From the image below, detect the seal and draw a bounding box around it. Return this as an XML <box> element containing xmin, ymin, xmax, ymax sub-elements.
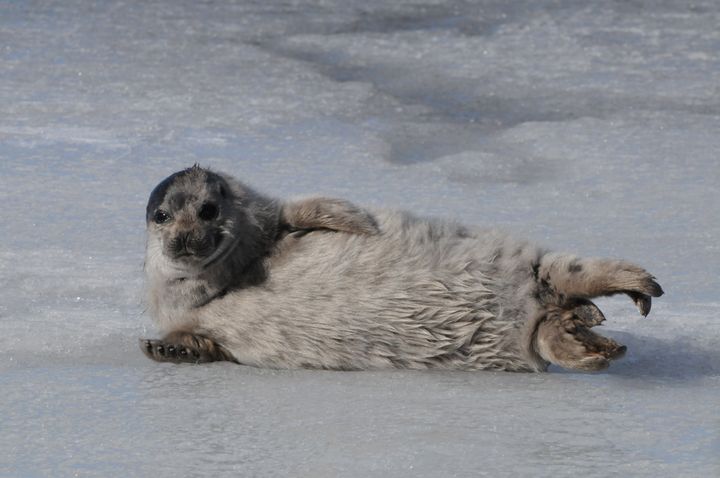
<box><xmin>140</xmin><ymin>165</ymin><xmax>663</xmax><ymax>372</ymax></box>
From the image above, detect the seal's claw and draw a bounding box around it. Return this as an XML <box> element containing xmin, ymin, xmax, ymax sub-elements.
<box><xmin>628</xmin><ymin>292</ymin><xmax>652</xmax><ymax>317</ymax></box>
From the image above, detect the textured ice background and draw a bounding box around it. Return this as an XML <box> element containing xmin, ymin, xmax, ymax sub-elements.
<box><xmin>1</xmin><ymin>1</ymin><xmax>719</xmax><ymax>476</ymax></box>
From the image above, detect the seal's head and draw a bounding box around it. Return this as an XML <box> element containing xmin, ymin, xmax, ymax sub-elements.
<box><xmin>145</xmin><ymin>165</ymin><xmax>277</xmax><ymax>276</ymax></box>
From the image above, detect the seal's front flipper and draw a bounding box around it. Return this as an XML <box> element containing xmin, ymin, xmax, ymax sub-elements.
<box><xmin>281</xmin><ymin>197</ymin><xmax>379</xmax><ymax>236</ymax></box>
<box><xmin>140</xmin><ymin>331</ymin><xmax>234</xmax><ymax>364</ymax></box>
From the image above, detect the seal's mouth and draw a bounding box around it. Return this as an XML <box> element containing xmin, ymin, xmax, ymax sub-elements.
<box><xmin>167</xmin><ymin>229</ymin><xmax>222</xmax><ymax>262</ymax></box>
<box><xmin>170</xmin><ymin>248</ymin><xmax>208</xmax><ymax>263</ymax></box>
<box><xmin>161</xmin><ymin>228</ymin><xmax>240</xmax><ymax>273</ymax></box>
<box><xmin>199</xmin><ymin>233</ymin><xmax>239</xmax><ymax>270</ymax></box>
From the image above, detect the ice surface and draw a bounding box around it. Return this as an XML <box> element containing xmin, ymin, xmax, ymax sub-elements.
<box><xmin>1</xmin><ymin>1</ymin><xmax>719</xmax><ymax>476</ymax></box>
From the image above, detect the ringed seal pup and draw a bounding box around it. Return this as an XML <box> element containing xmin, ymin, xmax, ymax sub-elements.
<box><xmin>141</xmin><ymin>165</ymin><xmax>663</xmax><ymax>372</ymax></box>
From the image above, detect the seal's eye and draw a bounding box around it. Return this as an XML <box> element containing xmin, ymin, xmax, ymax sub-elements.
<box><xmin>153</xmin><ymin>210</ymin><xmax>170</xmax><ymax>224</ymax></box>
<box><xmin>199</xmin><ymin>203</ymin><xmax>219</xmax><ymax>221</ymax></box>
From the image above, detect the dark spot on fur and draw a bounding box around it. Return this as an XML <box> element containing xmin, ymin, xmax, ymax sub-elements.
<box><xmin>456</xmin><ymin>226</ymin><xmax>471</xmax><ymax>238</ymax></box>
<box><xmin>168</xmin><ymin>192</ymin><xmax>190</xmax><ymax>212</ymax></box>
<box><xmin>568</xmin><ymin>262</ymin><xmax>583</xmax><ymax>273</ymax></box>
<box><xmin>536</xmin><ymin>276</ymin><xmax>559</xmax><ymax>306</ymax></box>
<box><xmin>531</xmin><ymin>262</ymin><xmax>540</xmax><ymax>279</ymax></box>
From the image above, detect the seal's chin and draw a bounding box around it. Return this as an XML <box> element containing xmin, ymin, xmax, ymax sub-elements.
<box><xmin>163</xmin><ymin>254</ymin><xmax>205</xmax><ymax>276</ymax></box>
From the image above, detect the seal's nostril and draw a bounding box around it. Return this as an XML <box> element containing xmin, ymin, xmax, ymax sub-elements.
<box><xmin>169</xmin><ymin>232</ymin><xmax>197</xmax><ymax>258</ymax></box>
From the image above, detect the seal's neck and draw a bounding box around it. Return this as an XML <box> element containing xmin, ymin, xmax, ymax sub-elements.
<box><xmin>144</xmin><ymin>199</ymin><xmax>282</xmax><ymax>331</ymax></box>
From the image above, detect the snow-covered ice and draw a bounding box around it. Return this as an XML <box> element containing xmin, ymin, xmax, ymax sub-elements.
<box><xmin>1</xmin><ymin>1</ymin><xmax>719</xmax><ymax>476</ymax></box>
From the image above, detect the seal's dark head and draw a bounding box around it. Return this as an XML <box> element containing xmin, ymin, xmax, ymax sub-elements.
<box><xmin>145</xmin><ymin>165</ymin><xmax>277</xmax><ymax>272</ymax></box>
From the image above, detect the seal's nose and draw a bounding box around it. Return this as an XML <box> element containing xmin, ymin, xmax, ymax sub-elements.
<box><xmin>170</xmin><ymin>232</ymin><xmax>194</xmax><ymax>258</ymax></box>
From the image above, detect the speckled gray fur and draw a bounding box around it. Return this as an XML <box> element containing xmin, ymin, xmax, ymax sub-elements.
<box><xmin>142</xmin><ymin>166</ymin><xmax>663</xmax><ymax>372</ymax></box>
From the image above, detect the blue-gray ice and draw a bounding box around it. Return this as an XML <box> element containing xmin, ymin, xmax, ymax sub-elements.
<box><xmin>1</xmin><ymin>1</ymin><xmax>719</xmax><ymax>476</ymax></box>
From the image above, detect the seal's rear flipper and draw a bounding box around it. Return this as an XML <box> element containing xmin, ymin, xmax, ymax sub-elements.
<box><xmin>535</xmin><ymin>307</ymin><xmax>626</xmax><ymax>372</ymax></box>
<box><xmin>537</xmin><ymin>254</ymin><xmax>663</xmax><ymax>317</ymax></box>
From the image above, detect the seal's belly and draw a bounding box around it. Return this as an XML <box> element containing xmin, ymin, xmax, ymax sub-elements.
<box><xmin>200</xmin><ymin>212</ymin><xmax>541</xmax><ymax>371</ymax></box>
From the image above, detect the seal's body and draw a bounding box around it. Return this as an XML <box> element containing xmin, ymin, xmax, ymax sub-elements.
<box><xmin>141</xmin><ymin>166</ymin><xmax>663</xmax><ymax>372</ymax></box>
